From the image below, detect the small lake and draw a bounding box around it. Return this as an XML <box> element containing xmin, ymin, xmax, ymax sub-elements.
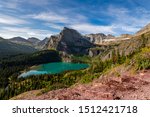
<box><xmin>19</xmin><ymin>62</ymin><xmax>89</xmax><ymax>78</ymax></box>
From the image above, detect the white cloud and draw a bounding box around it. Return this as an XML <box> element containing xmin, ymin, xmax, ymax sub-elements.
<box><xmin>0</xmin><ymin>0</ymin><xmax>20</xmax><ymax>9</ymax></box>
<box><xmin>29</xmin><ymin>11</ymin><xmax>88</xmax><ymax>25</ymax></box>
<box><xmin>107</xmin><ymin>5</ymin><xmax>150</xmax><ymax>34</ymax></box>
<box><xmin>0</xmin><ymin>14</ymin><xmax>27</xmax><ymax>25</ymax></box>
<box><xmin>31</xmin><ymin>12</ymin><xmax>69</xmax><ymax>24</ymax></box>
<box><xmin>70</xmin><ymin>23</ymin><xmax>115</xmax><ymax>34</ymax></box>
<box><xmin>114</xmin><ymin>24</ymin><xmax>140</xmax><ymax>32</ymax></box>
<box><xmin>30</xmin><ymin>6</ymin><xmax>150</xmax><ymax>36</ymax></box>
<box><xmin>68</xmin><ymin>6</ymin><xmax>150</xmax><ymax>35</ymax></box>
<box><xmin>45</xmin><ymin>23</ymin><xmax>64</xmax><ymax>30</ymax></box>
<box><xmin>0</xmin><ymin>26</ymin><xmax>56</xmax><ymax>39</ymax></box>
<box><xmin>1</xmin><ymin>1</ymin><xmax>150</xmax><ymax>39</ymax></box>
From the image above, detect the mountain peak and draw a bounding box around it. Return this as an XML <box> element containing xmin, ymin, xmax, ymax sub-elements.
<box><xmin>63</xmin><ymin>27</ymin><xmax>70</xmax><ymax>30</ymax></box>
<box><xmin>44</xmin><ymin>27</ymin><xmax>94</xmax><ymax>55</ymax></box>
<box><xmin>10</xmin><ymin>36</ymin><xmax>26</xmax><ymax>40</ymax></box>
<box><xmin>62</xmin><ymin>27</ymin><xmax>79</xmax><ymax>33</ymax></box>
<box><xmin>9</xmin><ymin>37</ymin><xmax>31</xmax><ymax>45</ymax></box>
<box><xmin>60</xmin><ymin>27</ymin><xmax>82</xmax><ymax>41</ymax></box>
<box><xmin>28</xmin><ymin>37</ymin><xmax>40</xmax><ymax>43</ymax></box>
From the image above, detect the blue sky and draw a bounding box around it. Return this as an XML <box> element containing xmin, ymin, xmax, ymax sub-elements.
<box><xmin>0</xmin><ymin>0</ymin><xmax>150</xmax><ymax>39</ymax></box>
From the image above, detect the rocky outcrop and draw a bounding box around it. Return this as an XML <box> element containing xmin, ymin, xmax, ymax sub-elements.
<box><xmin>36</xmin><ymin>37</ymin><xmax>49</xmax><ymax>49</ymax></box>
<box><xmin>60</xmin><ymin>51</ymin><xmax>72</xmax><ymax>62</ymax></box>
<box><xmin>85</xmin><ymin>33</ymin><xmax>116</xmax><ymax>45</ymax></box>
<box><xmin>44</xmin><ymin>35</ymin><xmax>60</xmax><ymax>49</ymax></box>
<box><xmin>89</xmin><ymin>45</ymin><xmax>111</xmax><ymax>57</ymax></box>
<box><xmin>85</xmin><ymin>33</ymin><xmax>107</xmax><ymax>44</ymax></box>
<box><xmin>44</xmin><ymin>27</ymin><xmax>94</xmax><ymax>55</ymax></box>
<box><xmin>89</xmin><ymin>30</ymin><xmax>150</xmax><ymax>59</ymax></box>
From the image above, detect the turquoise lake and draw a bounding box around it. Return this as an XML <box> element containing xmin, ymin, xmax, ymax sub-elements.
<box><xmin>19</xmin><ymin>62</ymin><xmax>89</xmax><ymax>78</ymax></box>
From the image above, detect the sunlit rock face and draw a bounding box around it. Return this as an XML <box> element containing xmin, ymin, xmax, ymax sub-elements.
<box><xmin>85</xmin><ymin>33</ymin><xmax>115</xmax><ymax>44</ymax></box>
<box><xmin>85</xmin><ymin>33</ymin><xmax>107</xmax><ymax>44</ymax></box>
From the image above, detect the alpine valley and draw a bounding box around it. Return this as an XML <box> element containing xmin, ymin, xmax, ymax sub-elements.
<box><xmin>0</xmin><ymin>23</ymin><xmax>150</xmax><ymax>100</ymax></box>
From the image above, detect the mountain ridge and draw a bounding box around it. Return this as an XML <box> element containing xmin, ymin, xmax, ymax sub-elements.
<box><xmin>0</xmin><ymin>37</ymin><xmax>37</xmax><ymax>59</ymax></box>
<box><xmin>0</xmin><ymin>23</ymin><xmax>150</xmax><ymax>58</ymax></box>
<box><xmin>28</xmin><ymin>37</ymin><xmax>40</xmax><ymax>44</ymax></box>
<box><xmin>136</xmin><ymin>23</ymin><xmax>150</xmax><ymax>36</ymax></box>
<box><xmin>9</xmin><ymin>37</ymin><xmax>32</xmax><ymax>45</ymax></box>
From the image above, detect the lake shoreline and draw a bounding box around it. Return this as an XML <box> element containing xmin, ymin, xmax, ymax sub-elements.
<box><xmin>19</xmin><ymin>62</ymin><xmax>89</xmax><ymax>78</ymax></box>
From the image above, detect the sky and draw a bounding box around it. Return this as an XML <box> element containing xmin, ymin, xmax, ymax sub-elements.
<box><xmin>0</xmin><ymin>0</ymin><xmax>150</xmax><ymax>40</ymax></box>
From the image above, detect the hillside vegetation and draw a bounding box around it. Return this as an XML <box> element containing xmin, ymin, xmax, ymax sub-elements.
<box><xmin>11</xmin><ymin>46</ymin><xmax>150</xmax><ymax>100</ymax></box>
<box><xmin>0</xmin><ymin>50</ymin><xmax>61</xmax><ymax>99</ymax></box>
<box><xmin>0</xmin><ymin>30</ymin><xmax>150</xmax><ymax>100</ymax></box>
<box><xmin>0</xmin><ymin>37</ymin><xmax>37</xmax><ymax>59</ymax></box>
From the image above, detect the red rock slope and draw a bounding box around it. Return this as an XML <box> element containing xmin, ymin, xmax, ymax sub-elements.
<box><xmin>12</xmin><ymin>70</ymin><xmax>150</xmax><ymax>100</ymax></box>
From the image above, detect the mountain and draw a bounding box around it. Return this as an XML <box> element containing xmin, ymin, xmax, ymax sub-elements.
<box><xmin>44</xmin><ymin>27</ymin><xmax>94</xmax><ymax>55</ymax></box>
<box><xmin>136</xmin><ymin>23</ymin><xmax>150</xmax><ymax>36</ymax></box>
<box><xmin>0</xmin><ymin>37</ymin><xmax>4</xmax><ymax>41</ymax></box>
<box><xmin>0</xmin><ymin>37</ymin><xmax>37</xmax><ymax>59</ymax></box>
<box><xmin>1</xmin><ymin>23</ymin><xmax>150</xmax><ymax>100</ymax></box>
<box><xmin>106</xmin><ymin>34</ymin><xmax>115</xmax><ymax>39</ymax></box>
<box><xmin>9</xmin><ymin>37</ymin><xmax>32</xmax><ymax>46</ymax></box>
<box><xmin>85</xmin><ymin>33</ymin><xmax>107</xmax><ymax>44</ymax></box>
<box><xmin>28</xmin><ymin>37</ymin><xmax>40</xmax><ymax>44</ymax></box>
<box><xmin>36</xmin><ymin>37</ymin><xmax>49</xmax><ymax>49</ymax></box>
<box><xmin>85</xmin><ymin>33</ymin><xmax>116</xmax><ymax>45</ymax></box>
<box><xmin>10</xmin><ymin>31</ymin><xmax>150</xmax><ymax>100</ymax></box>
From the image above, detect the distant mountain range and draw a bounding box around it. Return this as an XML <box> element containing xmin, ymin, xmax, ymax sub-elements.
<box><xmin>28</xmin><ymin>37</ymin><xmax>40</xmax><ymax>44</ymax></box>
<box><xmin>9</xmin><ymin>37</ymin><xmax>32</xmax><ymax>45</ymax></box>
<box><xmin>0</xmin><ymin>37</ymin><xmax>37</xmax><ymax>59</ymax></box>
<box><xmin>0</xmin><ymin>23</ymin><xmax>150</xmax><ymax>58</ymax></box>
<box><xmin>9</xmin><ymin>37</ymin><xmax>40</xmax><ymax>46</ymax></box>
<box><xmin>36</xmin><ymin>37</ymin><xmax>49</xmax><ymax>49</ymax></box>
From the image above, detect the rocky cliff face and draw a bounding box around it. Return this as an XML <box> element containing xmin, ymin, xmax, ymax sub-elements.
<box><xmin>36</xmin><ymin>37</ymin><xmax>49</xmax><ymax>49</ymax></box>
<box><xmin>85</xmin><ymin>33</ymin><xmax>107</xmax><ymax>44</ymax></box>
<box><xmin>85</xmin><ymin>33</ymin><xmax>115</xmax><ymax>44</ymax></box>
<box><xmin>44</xmin><ymin>27</ymin><xmax>94</xmax><ymax>55</ymax></box>
<box><xmin>89</xmin><ymin>30</ymin><xmax>150</xmax><ymax>59</ymax></box>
